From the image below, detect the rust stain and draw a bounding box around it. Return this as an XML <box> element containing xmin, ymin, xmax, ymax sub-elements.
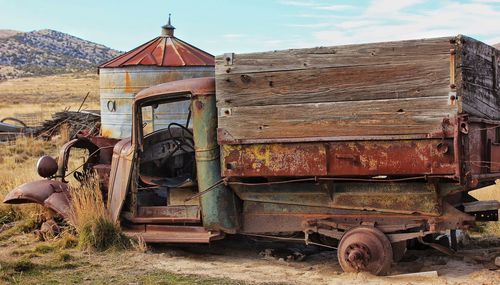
<box><xmin>124</xmin><ymin>71</ymin><xmax>133</xmax><ymax>93</ymax></box>
<box><xmin>222</xmin><ymin>143</ymin><xmax>327</xmax><ymax>177</ymax></box>
<box><xmin>101</xmin><ymin>127</ymin><xmax>115</xmax><ymax>139</ymax></box>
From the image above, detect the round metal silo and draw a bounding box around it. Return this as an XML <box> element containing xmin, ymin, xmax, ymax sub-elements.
<box><xmin>98</xmin><ymin>17</ymin><xmax>214</xmax><ymax>139</ymax></box>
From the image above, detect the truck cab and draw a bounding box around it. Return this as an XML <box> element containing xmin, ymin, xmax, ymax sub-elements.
<box><xmin>105</xmin><ymin>77</ymin><xmax>239</xmax><ymax>242</ymax></box>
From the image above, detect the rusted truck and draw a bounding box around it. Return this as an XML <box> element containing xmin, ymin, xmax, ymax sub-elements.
<box><xmin>4</xmin><ymin>35</ymin><xmax>500</xmax><ymax>275</ymax></box>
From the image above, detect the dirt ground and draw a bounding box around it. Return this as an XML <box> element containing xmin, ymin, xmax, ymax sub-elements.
<box><xmin>1</xmin><ymin>231</ymin><xmax>499</xmax><ymax>285</ymax></box>
<box><xmin>131</xmin><ymin>237</ymin><xmax>500</xmax><ymax>285</ymax></box>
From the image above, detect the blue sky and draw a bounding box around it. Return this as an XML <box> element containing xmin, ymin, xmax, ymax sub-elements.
<box><xmin>0</xmin><ymin>0</ymin><xmax>499</xmax><ymax>55</ymax></box>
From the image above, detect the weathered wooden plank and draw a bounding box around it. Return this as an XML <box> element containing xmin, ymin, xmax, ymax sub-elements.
<box><xmin>216</xmin><ymin>59</ymin><xmax>450</xmax><ymax>107</ymax></box>
<box><xmin>456</xmin><ymin>35</ymin><xmax>500</xmax><ymax>119</ymax></box>
<box><xmin>459</xmin><ymin>83</ymin><xmax>500</xmax><ymax>120</ymax></box>
<box><xmin>215</xmin><ymin>35</ymin><xmax>498</xmax><ymax>144</ymax></box>
<box><xmin>463</xmin><ymin>200</ymin><xmax>500</xmax><ymax>212</ymax></box>
<box><xmin>218</xmin><ymin>96</ymin><xmax>457</xmax><ymax>142</ymax></box>
<box><xmin>216</xmin><ymin>37</ymin><xmax>453</xmax><ymax>75</ymax></box>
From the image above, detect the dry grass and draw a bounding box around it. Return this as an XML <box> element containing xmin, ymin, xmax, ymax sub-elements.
<box><xmin>469</xmin><ymin>180</ymin><xmax>500</xmax><ymax>236</ymax></box>
<box><xmin>68</xmin><ymin>176</ymin><xmax>126</xmax><ymax>251</ymax></box>
<box><xmin>0</xmin><ymin>73</ymin><xmax>99</xmax><ymax>103</ymax></box>
<box><xmin>0</xmin><ymin>73</ymin><xmax>99</xmax><ymax>125</ymax></box>
<box><xmin>0</xmin><ymin>137</ymin><xmax>59</xmax><ymax>228</ymax></box>
<box><xmin>0</xmin><ymin>136</ymin><xmax>127</xmax><ymax>251</ymax></box>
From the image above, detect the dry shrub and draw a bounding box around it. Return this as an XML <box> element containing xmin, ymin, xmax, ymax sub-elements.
<box><xmin>130</xmin><ymin>235</ymin><xmax>149</xmax><ymax>253</ymax></box>
<box><xmin>469</xmin><ymin>179</ymin><xmax>500</xmax><ymax>236</ymax></box>
<box><xmin>68</xmin><ymin>176</ymin><xmax>127</xmax><ymax>251</ymax></box>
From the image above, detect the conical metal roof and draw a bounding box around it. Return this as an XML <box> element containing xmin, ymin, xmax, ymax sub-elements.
<box><xmin>100</xmin><ymin>16</ymin><xmax>214</xmax><ymax>68</ymax></box>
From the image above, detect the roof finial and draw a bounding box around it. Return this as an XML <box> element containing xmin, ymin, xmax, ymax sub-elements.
<box><xmin>161</xmin><ymin>13</ymin><xmax>175</xmax><ymax>37</ymax></box>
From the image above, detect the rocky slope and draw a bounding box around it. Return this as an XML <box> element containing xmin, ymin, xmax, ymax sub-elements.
<box><xmin>0</xmin><ymin>29</ymin><xmax>121</xmax><ymax>80</ymax></box>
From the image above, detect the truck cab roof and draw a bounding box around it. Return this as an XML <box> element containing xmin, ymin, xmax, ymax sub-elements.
<box><xmin>135</xmin><ymin>77</ymin><xmax>215</xmax><ymax>105</ymax></box>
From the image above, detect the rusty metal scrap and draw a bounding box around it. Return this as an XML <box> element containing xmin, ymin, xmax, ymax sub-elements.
<box><xmin>0</xmin><ymin>117</ymin><xmax>36</xmax><ymax>141</ymax></box>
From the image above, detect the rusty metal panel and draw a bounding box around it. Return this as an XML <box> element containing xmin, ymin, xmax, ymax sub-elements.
<box><xmin>240</xmin><ymin>200</ymin><xmax>473</xmax><ymax>235</ymax></box>
<box><xmin>107</xmin><ymin>138</ymin><xmax>134</xmax><ymax>222</ymax></box>
<box><xmin>221</xmin><ymin>139</ymin><xmax>455</xmax><ymax>177</ymax></box>
<box><xmin>328</xmin><ymin>139</ymin><xmax>456</xmax><ymax>176</ymax></box>
<box><xmin>3</xmin><ymin>180</ymin><xmax>71</xmax><ymax>219</ymax></box>
<box><xmin>221</xmin><ymin>143</ymin><xmax>328</xmax><ymax>177</ymax></box>
<box><xmin>230</xmin><ymin>181</ymin><xmax>440</xmax><ymax>216</ymax></box>
<box><xmin>100</xmin><ymin>36</ymin><xmax>214</xmax><ymax>68</ymax></box>
<box><xmin>240</xmin><ymin>201</ymin><xmax>429</xmax><ymax>234</ymax></box>
<box><xmin>331</xmin><ymin>182</ymin><xmax>440</xmax><ymax>215</ymax></box>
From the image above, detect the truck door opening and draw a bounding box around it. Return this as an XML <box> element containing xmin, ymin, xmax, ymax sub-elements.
<box><xmin>136</xmin><ymin>98</ymin><xmax>199</xmax><ymax>208</ymax></box>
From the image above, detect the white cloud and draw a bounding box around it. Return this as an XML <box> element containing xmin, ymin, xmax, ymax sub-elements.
<box><xmin>280</xmin><ymin>0</ymin><xmax>354</xmax><ymax>11</ymax></box>
<box><xmin>315</xmin><ymin>5</ymin><xmax>354</xmax><ymax>11</ymax></box>
<box><xmin>364</xmin><ymin>0</ymin><xmax>426</xmax><ymax>16</ymax></box>
<box><xmin>286</xmin><ymin>22</ymin><xmax>334</xmax><ymax>28</ymax></box>
<box><xmin>283</xmin><ymin>0</ymin><xmax>500</xmax><ymax>47</ymax></box>
<box><xmin>472</xmin><ymin>0</ymin><xmax>500</xmax><ymax>3</ymax></box>
<box><xmin>278</xmin><ymin>0</ymin><xmax>318</xmax><ymax>7</ymax></box>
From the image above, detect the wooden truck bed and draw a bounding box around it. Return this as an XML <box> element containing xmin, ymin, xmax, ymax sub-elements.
<box><xmin>215</xmin><ymin>35</ymin><xmax>500</xmax><ymax>185</ymax></box>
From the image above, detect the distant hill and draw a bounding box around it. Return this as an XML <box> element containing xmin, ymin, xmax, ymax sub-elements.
<box><xmin>0</xmin><ymin>29</ymin><xmax>122</xmax><ymax>80</ymax></box>
<box><xmin>0</xmin><ymin>29</ymin><xmax>20</xmax><ymax>39</ymax></box>
<box><xmin>494</xmin><ymin>43</ymin><xmax>500</xmax><ymax>49</ymax></box>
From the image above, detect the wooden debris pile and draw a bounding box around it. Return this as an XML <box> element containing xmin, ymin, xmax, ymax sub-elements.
<box><xmin>0</xmin><ymin>110</ymin><xmax>101</xmax><ymax>142</ymax></box>
<box><xmin>36</xmin><ymin>110</ymin><xmax>100</xmax><ymax>139</ymax></box>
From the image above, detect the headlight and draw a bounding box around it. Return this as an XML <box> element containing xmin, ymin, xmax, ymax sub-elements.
<box><xmin>36</xmin><ymin>155</ymin><xmax>58</xmax><ymax>178</ymax></box>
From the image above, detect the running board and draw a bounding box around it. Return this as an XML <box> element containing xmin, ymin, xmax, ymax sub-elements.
<box><xmin>122</xmin><ymin>205</ymin><xmax>201</xmax><ymax>224</ymax></box>
<box><xmin>123</xmin><ymin>224</ymin><xmax>224</xmax><ymax>243</ymax></box>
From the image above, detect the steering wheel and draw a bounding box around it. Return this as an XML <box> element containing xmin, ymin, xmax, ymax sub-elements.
<box><xmin>168</xmin><ymin>122</ymin><xmax>194</xmax><ymax>153</ymax></box>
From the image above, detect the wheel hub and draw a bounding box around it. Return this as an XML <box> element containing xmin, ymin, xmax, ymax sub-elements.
<box><xmin>345</xmin><ymin>243</ymin><xmax>371</xmax><ymax>270</ymax></box>
<box><xmin>337</xmin><ymin>226</ymin><xmax>393</xmax><ymax>275</ymax></box>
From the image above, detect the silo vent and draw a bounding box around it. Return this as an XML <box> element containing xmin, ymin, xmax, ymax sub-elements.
<box><xmin>161</xmin><ymin>14</ymin><xmax>175</xmax><ymax>37</ymax></box>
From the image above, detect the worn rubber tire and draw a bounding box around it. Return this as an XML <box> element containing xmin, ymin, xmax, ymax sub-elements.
<box><xmin>338</xmin><ymin>226</ymin><xmax>393</xmax><ymax>276</ymax></box>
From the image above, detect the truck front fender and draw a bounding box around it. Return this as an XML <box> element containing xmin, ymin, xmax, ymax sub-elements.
<box><xmin>2</xmin><ymin>180</ymin><xmax>71</xmax><ymax>219</ymax></box>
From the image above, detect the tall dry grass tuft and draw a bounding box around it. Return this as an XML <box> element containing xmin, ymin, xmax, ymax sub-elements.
<box><xmin>68</xmin><ymin>175</ymin><xmax>126</xmax><ymax>251</ymax></box>
<box><xmin>0</xmin><ymin>137</ymin><xmax>58</xmax><ymax>232</ymax></box>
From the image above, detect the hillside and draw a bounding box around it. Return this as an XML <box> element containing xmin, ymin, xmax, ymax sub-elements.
<box><xmin>495</xmin><ymin>43</ymin><xmax>500</xmax><ymax>49</ymax></box>
<box><xmin>0</xmin><ymin>29</ymin><xmax>122</xmax><ymax>80</ymax></box>
<box><xmin>0</xmin><ymin>29</ymin><xmax>20</xmax><ymax>39</ymax></box>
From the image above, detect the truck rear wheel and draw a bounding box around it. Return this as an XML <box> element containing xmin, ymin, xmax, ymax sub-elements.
<box><xmin>338</xmin><ymin>226</ymin><xmax>393</xmax><ymax>275</ymax></box>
